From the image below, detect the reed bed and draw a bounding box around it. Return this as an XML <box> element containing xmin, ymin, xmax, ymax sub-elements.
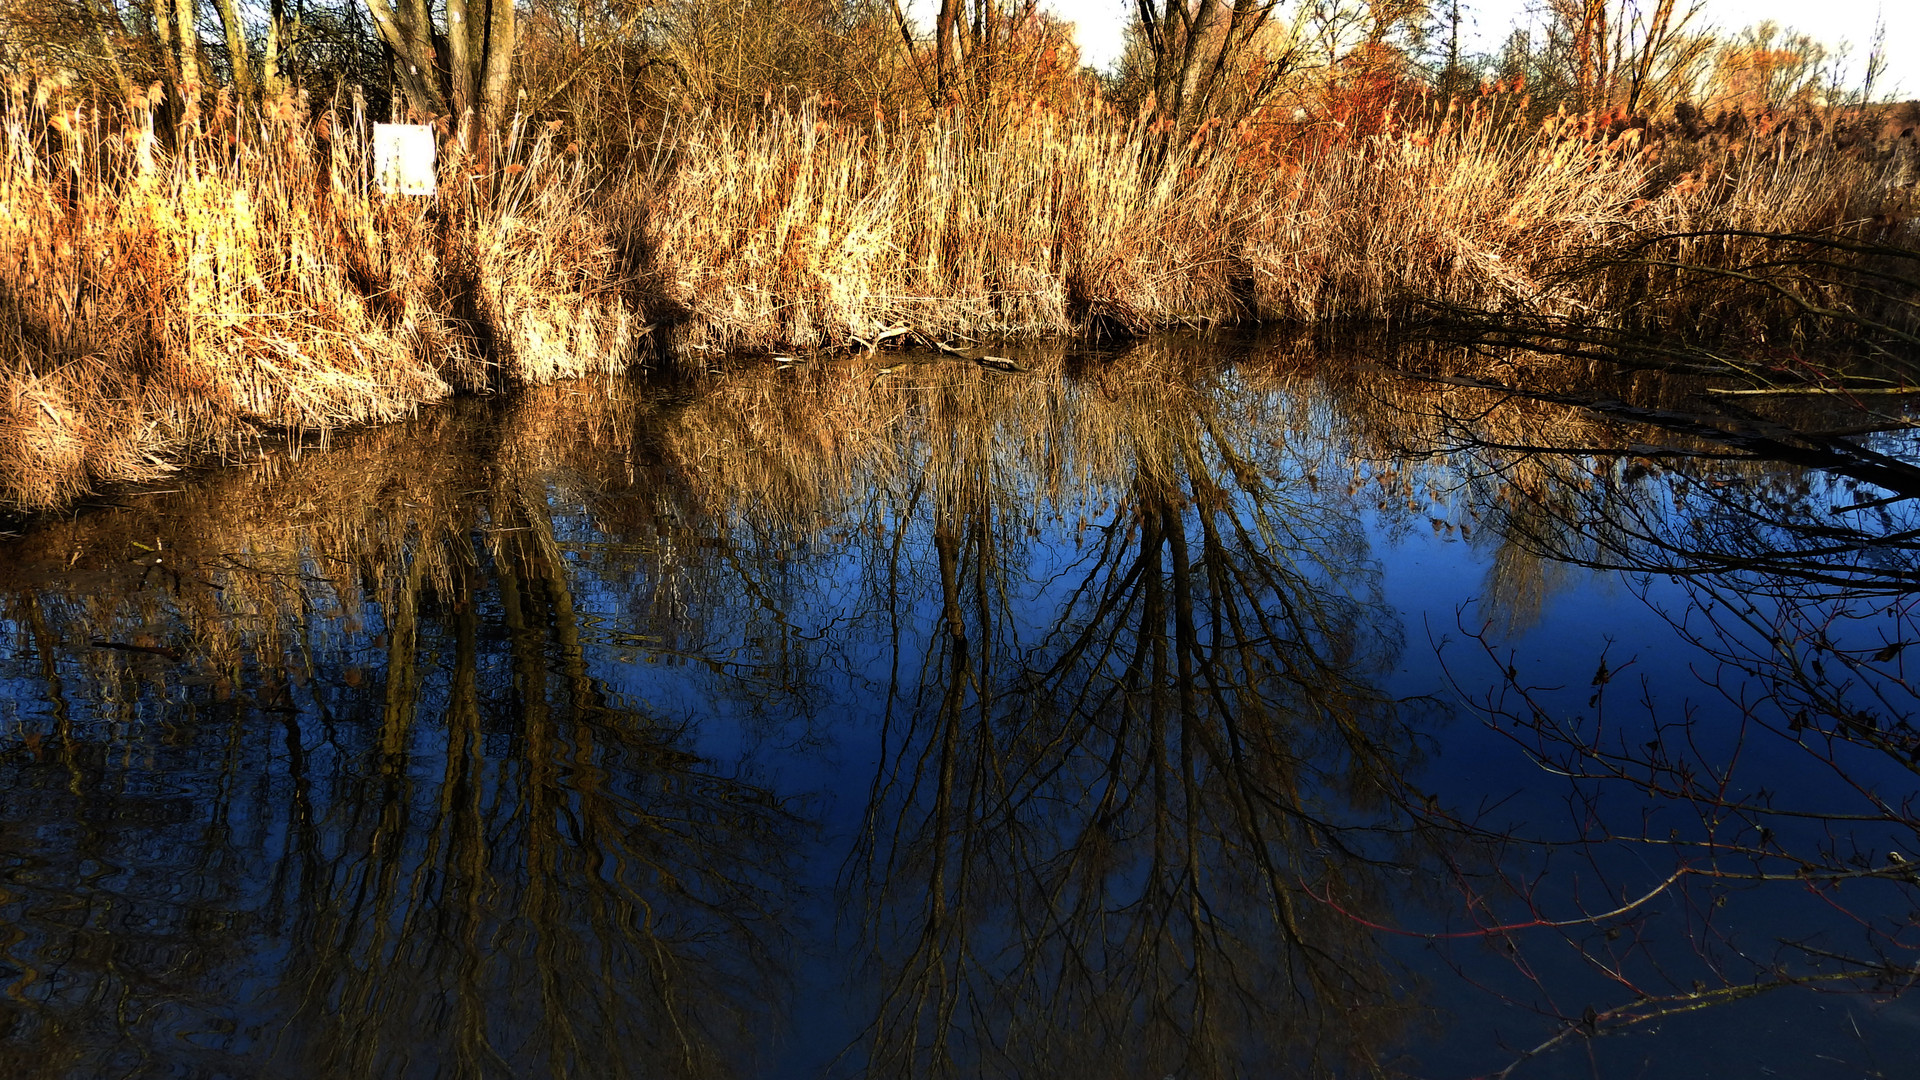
<box><xmin>628</xmin><ymin>100</ymin><xmax>1653</xmax><ymax>349</ymax></box>
<box><xmin>628</xmin><ymin>99</ymin><xmax>1914</xmax><ymax>352</ymax></box>
<box><xmin>0</xmin><ymin>76</ymin><xmax>638</xmax><ymax>512</ymax></box>
<box><xmin>3</xmin><ymin>76</ymin><xmax>1914</xmax><ymax>515</ymax></box>
<box><xmin>628</xmin><ymin>103</ymin><xmax>1248</xmax><ymax>351</ymax></box>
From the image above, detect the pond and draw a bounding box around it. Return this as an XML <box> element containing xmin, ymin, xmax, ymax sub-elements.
<box><xmin>1</xmin><ymin>332</ymin><xmax>1916</xmax><ymax>1079</ymax></box>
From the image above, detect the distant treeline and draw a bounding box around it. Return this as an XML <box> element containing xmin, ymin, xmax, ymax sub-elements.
<box><xmin>4</xmin><ymin>0</ymin><xmax>1917</xmax><ymax>140</ymax></box>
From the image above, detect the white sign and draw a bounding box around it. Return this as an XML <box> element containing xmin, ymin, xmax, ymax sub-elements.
<box><xmin>373</xmin><ymin>123</ymin><xmax>435</xmax><ymax>195</ymax></box>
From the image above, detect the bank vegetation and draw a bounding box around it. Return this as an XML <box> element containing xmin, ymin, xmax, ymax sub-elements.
<box><xmin>2</xmin><ymin>0</ymin><xmax>1917</xmax><ymax>512</ymax></box>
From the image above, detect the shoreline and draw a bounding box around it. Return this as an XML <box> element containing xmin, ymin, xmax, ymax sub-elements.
<box><xmin>4</xmin><ymin>92</ymin><xmax>1915</xmax><ymax>515</ymax></box>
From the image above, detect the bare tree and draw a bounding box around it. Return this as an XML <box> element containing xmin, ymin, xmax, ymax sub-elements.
<box><xmin>362</xmin><ymin>0</ymin><xmax>517</xmax><ymax>163</ymax></box>
<box><xmin>155</xmin><ymin>0</ymin><xmax>202</xmax><ymax>119</ymax></box>
<box><xmin>886</xmin><ymin>0</ymin><xmax>1075</xmax><ymax>107</ymax></box>
<box><xmin>1133</xmin><ymin>0</ymin><xmax>1287</xmax><ymax>128</ymax></box>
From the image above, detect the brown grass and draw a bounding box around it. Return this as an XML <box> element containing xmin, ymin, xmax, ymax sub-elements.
<box><xmin>2</xmin><ymin>77</ymin><xmax>1913</xmax><ymax>515</ymax></box>
<box><xmin>0</xmin><ymin>76</ymin><xmax>640</xmax><ymax>512</ymax></box>
<box><xmin>624</xmin><ymin>98</ymin><xmax>1915</xmax><ymax>354</ymax></box>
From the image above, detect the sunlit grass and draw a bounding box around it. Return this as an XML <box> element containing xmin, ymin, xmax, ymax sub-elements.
<box><xmin>0</xmin><ymin>77</ymin><xmax>638</xmax><ymax>512</ymax></box>
<box><xmin>2</xmin><ymin>76</ymin><xmax>1911</xmax><ymax>513</ymax></box>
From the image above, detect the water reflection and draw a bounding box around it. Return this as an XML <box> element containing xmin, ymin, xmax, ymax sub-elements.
<box><xmin>1331</xmin><ymin>362</ymin><xmax>1920</xmax><ymax>1070</ymax></box>
<box><xmin>0</xmin><ymin>388</ymin><xmax>801</xmax><ymax>1080</ymax></box>
<box><xmin>840</xmin><ymin>352</ymin><xmax>1442</xmax><ymax>1077</ymax></box>
<box><xmin>0</xmin><ymin>335</ymin><xmax>1915</xmax><ymax>1077</ymax></box>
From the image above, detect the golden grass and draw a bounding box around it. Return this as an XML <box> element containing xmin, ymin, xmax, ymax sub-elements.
<box><xmin>2</xmin><ymin>79</ymin><xmax>1913</xmax><ymax>514</ymax></box>
<box><xmin>0</xmin><ymin>77</ymin><xmax>639</xmax><ymax>512</ymax></box>
<box><xmin>625</xmin><ymin>103</ymin><xmax>1247</xmax><ymax>351</ymax></box>
<box><xmin>617</xmin><ymin>97</ymin><xmax>1916</xmax><ymax>354</ymax></box>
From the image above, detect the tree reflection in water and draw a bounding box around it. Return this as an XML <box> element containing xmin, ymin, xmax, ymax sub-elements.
<box><xmin>0</xmin><ymin>386</ymin><xmax>802</xmax><ymax>1080</ymax></box>
<box><xmin>1338</xmin><ymin>363</ymin><xmax>1920</xmax><ymax>1072</ymax></box>
<box><xmin>835</xmin><ymin>345</ymin><xmax>1455</xmax><ymax>1078</ymax></box>
<box><xmin>1</xmin><ymin>334</ymin><xmax>1914</xmax><ymax>1078</ymax></box>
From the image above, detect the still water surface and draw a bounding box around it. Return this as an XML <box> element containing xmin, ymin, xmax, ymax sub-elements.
<box><xmin>1</xmin><ymin>333</ymin><xmax>1917</xmax><ymax>1078</ymax></box>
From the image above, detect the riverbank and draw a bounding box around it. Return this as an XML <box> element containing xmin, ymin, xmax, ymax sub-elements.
<box><xmin>3</xmin><ymin>78</ymin><xmax>1915</xmax><ymax>513</ymax></box>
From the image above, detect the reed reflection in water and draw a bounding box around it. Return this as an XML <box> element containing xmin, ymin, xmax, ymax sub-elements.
<box><xmin>0</xmin><ymin>333</ymin><xmax>1916</xmax><ymax>1078</ymax></box>
<box><xmin>0</xmin><ymin>384</ymin><xmax>804</xmax><ymax>1080</ymax></box>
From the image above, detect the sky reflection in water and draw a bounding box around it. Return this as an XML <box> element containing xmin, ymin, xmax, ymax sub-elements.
<box><xmin>0</xmin><ymin>333</ymin><xmax>1916</xmax><ymax>1079</ymax></box>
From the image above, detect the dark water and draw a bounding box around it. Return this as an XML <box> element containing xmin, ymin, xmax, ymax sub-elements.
<box><xmin>1</xmin><ymin>333</ymin><xmax>1917</xmax><ymax>1079</ymax></box>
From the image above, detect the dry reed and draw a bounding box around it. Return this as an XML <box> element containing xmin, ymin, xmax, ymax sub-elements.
<box><xmin>0</xmin><ymin>76</ymin><xmax>639</xmax><ymax>513</ymax></box>
<box><xmin>3</xmin><ymin>79</ymin><xmax>1913</xmax><ymax>515</ymax></box>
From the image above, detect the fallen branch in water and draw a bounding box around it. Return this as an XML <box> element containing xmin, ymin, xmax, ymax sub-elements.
<box><xmin>90</xmin><ymin>639</ymin><xmax>182</xmax><ymax>661</ymax></box>
<box><xmin>1705</xmin><ymin>385</ymin><xmax>1920</xmax><ymax>397</ymax></box>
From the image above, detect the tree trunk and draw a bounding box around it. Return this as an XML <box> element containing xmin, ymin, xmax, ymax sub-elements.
<box><xmin>173</xmin><ymin>0</ymin><xmax>200</xmax><ymax>95</ymax></box>
<box><xmin>212</xmin><ymin>0</ymin><xmax>256</xmax><ymax>99</ymax></box>
<box><xmin>363</xmin><ymin>0</ymin><xmax>515</xmax><ymax>166</ymax></box>
<box><xmin>934</xmin><ymin>0</ymin><xmax>960</xmax><ymax>101</ymax></box>
<box><xmin>446</xmin><ymin>0</ymin><xmax>479</xmax><ymax>127</ymax></box>
<box><xmin>261</xmin><ymin>0</ymin><xmax>289</xmax><ymax>96</ymax></box>
<box><xmin>1576</xmin><ymin>0</ymin><xmax>1612</xmax><ymax>111</ymax></box>
<box><xmin>363</xmin><ymin>0</ymin><xmax>448</xmax><ymax>119</ymax></box>
<box><xmin>1170</xmin><ymin>0</ymin><xmax>1226</xmax><ymax>123</ymax></box>
<box><xmin>477</xmin><ymin>0</ymin><xmax>514</xmax><ymax>158</ymax></box>
<box><xmin>1137</xmin><ymin>0</ymin><xmax>1278</xmax><ymax>131</ymax></box>
<box><xmin>161</xmin><ymin>0</ymin><xmax>203</xmax><ymax>130</ymax></box>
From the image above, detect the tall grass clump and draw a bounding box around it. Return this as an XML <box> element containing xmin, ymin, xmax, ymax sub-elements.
<box><xmin>1569</xmin><ymin>124</ymin><xmax>1920</xmax><ymax>349</ymax></box>
<box><xmin>623</xmin><ymin>96</ymin><xmax>1654</xmax><ymax>355</ymax></box>
<box><xmin>621</xmin><ymin>100</ymin><xmax>1251</xmax><ymax>355</ymax></box>
<box><xmin>0</xmin><ymin>75</ymin><xmax>638</xmax><ymax>513</ymax></box>
<box><xmin>1236</xmin><ymin>101</ymin><xmax>1651</xmax><ymax>321</ymax></box>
